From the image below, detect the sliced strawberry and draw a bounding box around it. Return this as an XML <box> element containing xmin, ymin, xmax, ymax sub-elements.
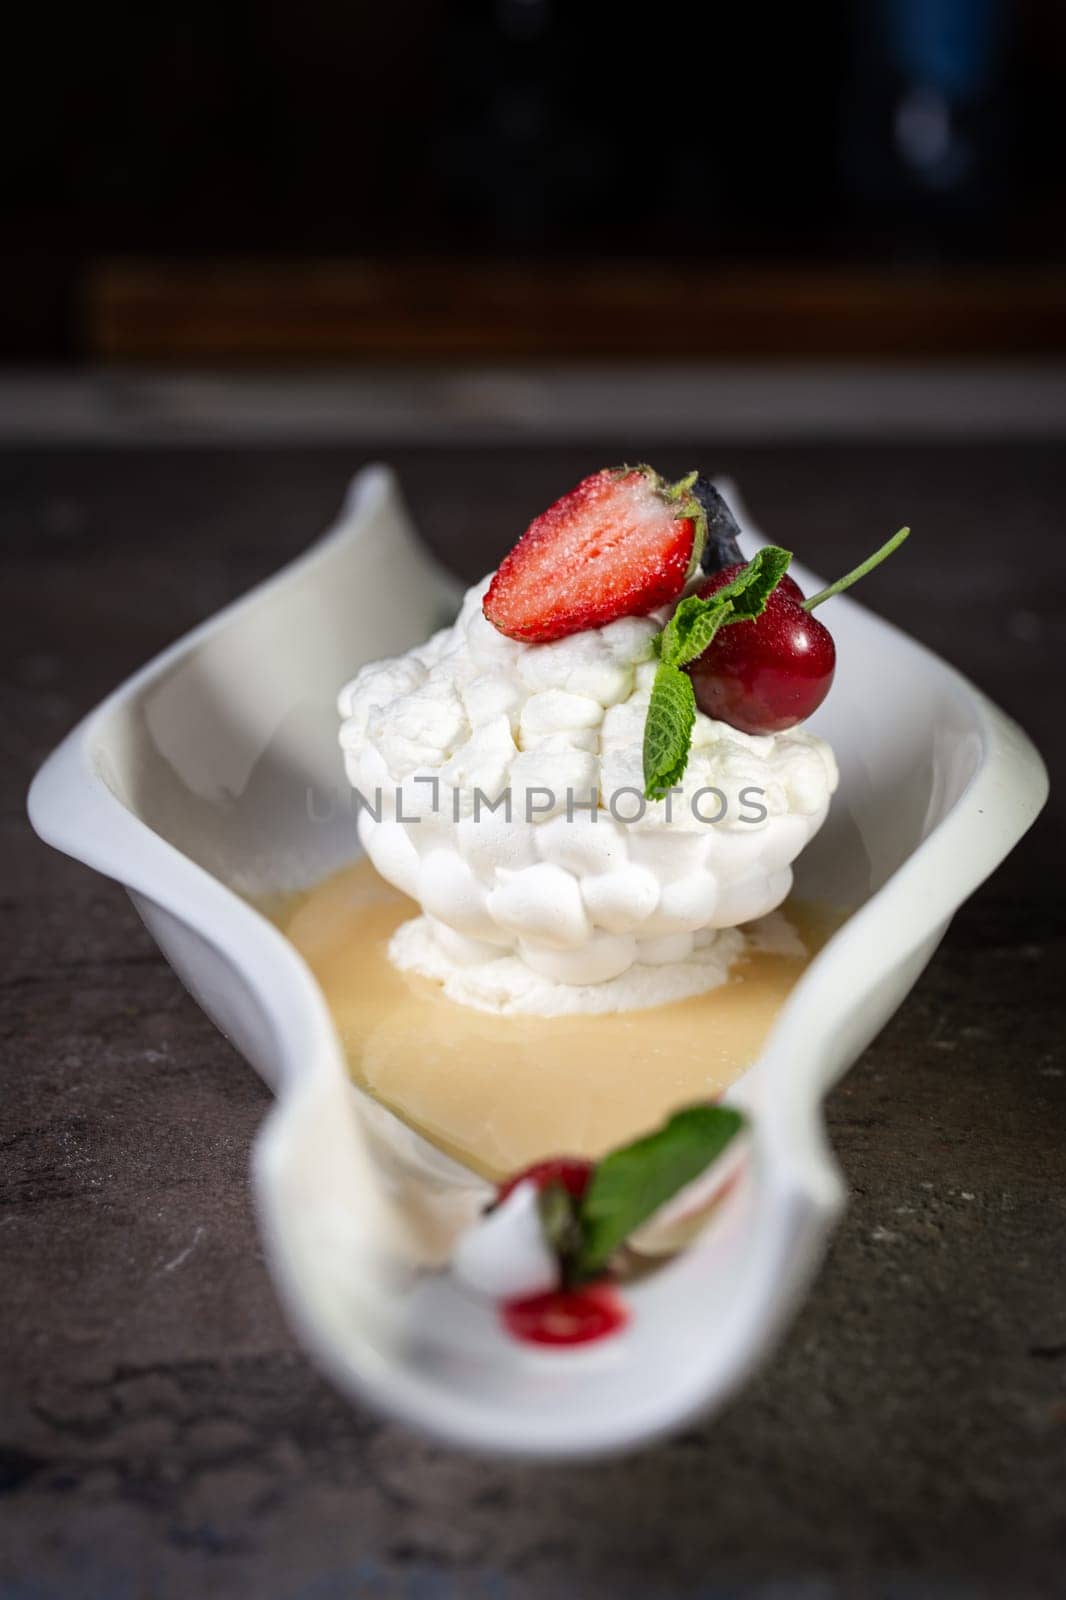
<box><xmin>483</xmin><ymin>465</ymin><xmax>706</xmax><ymax>644</ymax></box>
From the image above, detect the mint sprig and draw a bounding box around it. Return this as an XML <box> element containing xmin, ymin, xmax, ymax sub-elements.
<box><xmin>575</xmin><ymin>1105</ymin><xmax>745</xmax><ymax>1279</ymax></box>
<box><xmin>642</xmin><ymin>544</ymin><xmax>793</xmax><ymax>799</ymax></box>
<box><xmin>642</xmin><ymin>662</ymin><xmax>698</xmax><ymax>798</ymax></box>
<box><xmin>656</xmin><ymin>590</ymin><xmax>736</xmax><ymax>669</ymax></box>
<box><xmin>714</xmin><ymin>544</ymin><xmax>794</xmax><ymax>623</ymax></box>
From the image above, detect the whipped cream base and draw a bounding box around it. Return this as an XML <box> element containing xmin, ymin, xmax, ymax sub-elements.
<box><xmin>391</xmin><ymin>914</ymin><xmax>747</xmax><ymax>1017</ymax></box>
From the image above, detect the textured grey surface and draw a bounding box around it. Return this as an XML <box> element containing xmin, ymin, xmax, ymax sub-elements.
<box><xmin>2</xmin><ymin>442</ymin><xmax>1064</xmax><ymax>1598</ymax></box>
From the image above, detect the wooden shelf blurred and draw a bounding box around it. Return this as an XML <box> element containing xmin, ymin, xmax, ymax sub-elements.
<box><xmin>85</xmin><ymin>258</ymin><xmax>1066</xmax><ymax>364</ymax></box>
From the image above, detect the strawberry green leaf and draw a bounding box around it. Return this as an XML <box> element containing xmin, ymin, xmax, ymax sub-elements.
<box><xmin>576</xmin><ymin>1104</ymin><xmax>746</xmax><ymax>1277</ymax></box>
<box><xmin>662</xmin><ymin>469</ymin><xmax>708</xmax><ymax>580</ymax></box>
<box><xmin>642</xmin><ymin>662</ymin><xmax>696</xmax><ymax>801</ymax></box>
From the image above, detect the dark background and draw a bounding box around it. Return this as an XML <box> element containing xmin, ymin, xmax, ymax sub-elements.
<box><xmin>4</xmin><ymin>0</ymin><xmax>1066</xmax><ymax>363</ymax></box>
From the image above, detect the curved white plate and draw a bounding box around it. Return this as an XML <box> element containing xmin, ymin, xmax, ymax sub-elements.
<box><xmin>27</xmin><ymin>466</ymin><xmax>1047</xmax><ymax>1459</ymax></box>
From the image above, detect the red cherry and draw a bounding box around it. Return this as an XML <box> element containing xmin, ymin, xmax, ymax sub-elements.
<box><xmin>501</xmin><ymin>1283</ymin><xmax>629</xmax><ymax>1346</ymax></box>
<box><xmin>496</xmin><ymin>1157</ymin><xmax>594</xmax><ymax>1206</ymax></box>
<box><xmin>687</xmin><ymin>563</ymin><xmax>836</xmax><ymax>735</ymax></box>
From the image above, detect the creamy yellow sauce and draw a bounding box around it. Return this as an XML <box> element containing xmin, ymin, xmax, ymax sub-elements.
<box><xmin>263</xmin><ymin>858</ymin><xmax>840</xmax><ymax>1182</ymax></box>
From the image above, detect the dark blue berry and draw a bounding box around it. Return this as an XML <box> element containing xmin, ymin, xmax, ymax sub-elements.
<box><xmin>693</xmin><ymin>478</ymin><xmax>744</xmax><ymax>573</ymax></box>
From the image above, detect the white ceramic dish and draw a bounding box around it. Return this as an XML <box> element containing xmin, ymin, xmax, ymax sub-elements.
<box><xmin>28</xmin><ymin>466</ymin><xmax>1047</xmax><ymax>1458</ymax></box>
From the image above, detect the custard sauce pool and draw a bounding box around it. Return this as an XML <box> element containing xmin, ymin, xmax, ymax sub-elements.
<box><xmin>264</xmin><ymin>858</ymin><xmax>839</xmax><ymax>1182</ymax></box>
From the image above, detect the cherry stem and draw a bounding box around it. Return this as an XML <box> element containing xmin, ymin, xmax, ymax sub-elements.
<box><xmin>801</xmin><ymin>527</ymin><xmax>910</xmax><ymax>612</ymax></box>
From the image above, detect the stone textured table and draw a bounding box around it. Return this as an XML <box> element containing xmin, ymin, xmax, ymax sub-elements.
<box><xmin>2</xmin><ymin>439</ymin><xmax>1064</xmax><ymax>1598</ymax></box>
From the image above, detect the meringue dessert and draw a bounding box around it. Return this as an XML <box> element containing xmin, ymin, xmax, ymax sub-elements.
<box><xmin>266</xmin><ymin>469</ymin><xmax>909</xmax><ymax>1177</ymax></box>
<box><xmin>337</xmin><ymin>477</ymin><xmax>838</xmax><ymax>1017</ymax></box>
<box><xmin>339</xmin><ymin>584</ymin><xmax>836</xmax><ymax>1014</ymax></box>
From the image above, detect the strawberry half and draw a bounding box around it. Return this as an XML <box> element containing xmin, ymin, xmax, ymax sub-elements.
<box><xmin>483</xmin><ymin>465</ymin><xmax>706</xmax><ymax>644</ymax></box>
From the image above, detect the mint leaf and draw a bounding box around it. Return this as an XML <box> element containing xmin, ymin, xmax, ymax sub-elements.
<box><xmin>714</xmin><ymin>544</ymin><xmax>792</xmax><ymax>620</ymax></box>
<box><xmin>658</xmin><ymin>592</ymin><xmax>735</xmax><ymax>669</ymax></box>
<box><xmin>576</xmin><ymin>1104</ymin><xmax>745</xmax><ymax>1277</ymax></box>
<box><xmin>642</xmin><ymin>661</ymin><xmax>696</xmax><ymax>800</ymax></box>
<box><xmin>641</xmin><ymin>543</ymin><xmax>793</xmax><ymax>794</ymax></box>
<box><xmin>658</xmin><ymin>545</ymin><xmax>793</xmax><ymax>671</ymax></box>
